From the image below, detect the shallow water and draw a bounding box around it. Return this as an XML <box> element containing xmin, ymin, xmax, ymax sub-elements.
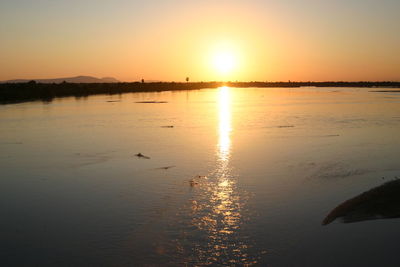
<box><xmin>1</xmin><ymin>87</ymin><xmax>400</xmax><ymax>266</ymax></box>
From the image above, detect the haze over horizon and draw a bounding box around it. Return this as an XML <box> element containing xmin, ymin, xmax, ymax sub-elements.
<box><xmin>1</xmin><ymin>0</ymin><xmax>399</xmax><ymax>82</ymax></box>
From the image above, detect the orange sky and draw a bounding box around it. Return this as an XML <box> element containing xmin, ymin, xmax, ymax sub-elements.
<box><xmin>0</xmin><ymin>0</ymin><xmax>399</xmax><ymax>82</ymax></box>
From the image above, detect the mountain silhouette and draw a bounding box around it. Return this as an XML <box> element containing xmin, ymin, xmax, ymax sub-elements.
<box><xmin>1</xmin><ymin>76</ymin><xmax>119</xmax><ymax>84</ymax></box>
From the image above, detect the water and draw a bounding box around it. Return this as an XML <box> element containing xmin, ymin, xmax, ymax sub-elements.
<box><xmin>1</xmin><ymin>87</ymin><xmax>400</xmax><ymax>266</ymax></box>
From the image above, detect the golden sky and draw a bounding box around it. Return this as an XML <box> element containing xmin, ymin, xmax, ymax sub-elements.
<box><xmin>0</xmin><ymin>0</ymin><xmax>399</xmax><ymax>82</ymax></box>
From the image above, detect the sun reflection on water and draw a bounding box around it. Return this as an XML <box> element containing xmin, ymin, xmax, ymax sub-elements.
<box><xmin>214</xmin><ymin>86</ymin><xmax>237</xmax><ymax>236</ymax></box>
<box><xmin>151</xmin><ymin>87</ymin><xmax>260</xmax><ymax>265</ymax></box>
<box><xmin>218</xmin><ymin>86</ymin><xmax>232</xmax><ymax>162</ymax></box>
<box><xmin>182</xmin><ymin>87</ymin><xmax>259</xmax><ymax>265</ymax></box>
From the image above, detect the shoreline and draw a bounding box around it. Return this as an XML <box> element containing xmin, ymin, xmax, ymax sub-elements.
<box><xmin>1</xmin><ymin>81</ymin><xmax>399</xmax><ymax>104</ymax></box>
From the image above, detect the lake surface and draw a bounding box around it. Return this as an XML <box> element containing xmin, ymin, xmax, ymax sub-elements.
<box><xmin>1</xmin><ymin>87</ymin><xmax>400</xmax><ymax>266</ymax></box>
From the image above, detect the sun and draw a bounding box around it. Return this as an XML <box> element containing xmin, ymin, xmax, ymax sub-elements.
<box><xmin>213</xmin><ymin>51</ymin><xmax>236</xmax><ymax>75</ymax></box>
<box><xmin>207</xmin><ymin>41</ymin><xmax>240</xmax><ymax>79</ymax></box>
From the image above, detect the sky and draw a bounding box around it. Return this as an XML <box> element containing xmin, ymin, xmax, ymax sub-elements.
<box><xmin>0</xmin><ymin>0</ymin><xmax>399</xmax><ymax>82</ymax></box>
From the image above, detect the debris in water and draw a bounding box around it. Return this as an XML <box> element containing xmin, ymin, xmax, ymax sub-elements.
<box><xmin>189</xmin><ymin>180</ymin><xmax>198</xmax><ymax>187</ymax></box>
<box><xmin>135</xmin><ymin>153</ymin><xmax>150</xmax><ymax>159</ymax></box>
<box><xmin>135</xmin><ymin>101</ymin><xmax>168</xmax><ymax>104</ymax></box>
<box><xmin>189</xmin><ymin>175</ymin><xmax>207</xmax><ymax>187</ymax></box>
<box><xmin>370</xmin><ymin>90</ymin><xmax>400</xmax><ymax>93</ymax></box>
<box><xmin>323</xmin><ymin>134</ymin><xmax>340</xmax><ymax>137</ymax></box>
<box><xmin>1</xmin><ymin>142</ymin><xmax>23</xmax><ymax>145</ymax></box>
<box><xmin>156</xmin><ymin>166</ymin><xmax>175</xmax><ymax>170</ymax></box>
<box><xmin>277</xmin><ymin>125</ymin><xmax>294</xmax><ymax>128</ymax></box>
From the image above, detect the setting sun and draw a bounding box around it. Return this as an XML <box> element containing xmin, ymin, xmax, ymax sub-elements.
<box><xmin>213</xmin><ymin>51</ymin><xmax>236</xmax><ymax>75</ymax></box>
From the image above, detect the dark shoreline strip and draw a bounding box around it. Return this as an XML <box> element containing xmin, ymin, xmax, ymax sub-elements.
<box><xmin>1</xmin><ymin>81</ymin><xmax>399</xmax><ymax>104</ymax></box>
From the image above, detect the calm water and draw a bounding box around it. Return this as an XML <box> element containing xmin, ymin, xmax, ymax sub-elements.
<box><xmin>1</xmin><ymin>87</ymin><xmax>400</xmax><ymax>266</ymax></box>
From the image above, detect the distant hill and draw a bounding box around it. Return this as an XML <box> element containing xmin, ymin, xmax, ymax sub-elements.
<box><xmin>1</xmin><ymin>76</ymin><xmax>119</xmax><ymax>84</ymax></box>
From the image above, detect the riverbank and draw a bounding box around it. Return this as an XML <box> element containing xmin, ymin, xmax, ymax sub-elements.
<box><xmin>1</xmin><ymin>81</ymin><xmax>399</xmax><ymax>104</ymax></box>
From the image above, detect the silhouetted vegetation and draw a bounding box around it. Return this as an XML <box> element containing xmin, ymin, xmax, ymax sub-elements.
<box><xmin>0</xmin><ymin>81</ymin><xmax>399</xmax><ymax>104</ymax></box>
<box><xmin>322</xmin><ymin>179</ymin><xmax>400</xmax><ymax>225</ymax></box>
